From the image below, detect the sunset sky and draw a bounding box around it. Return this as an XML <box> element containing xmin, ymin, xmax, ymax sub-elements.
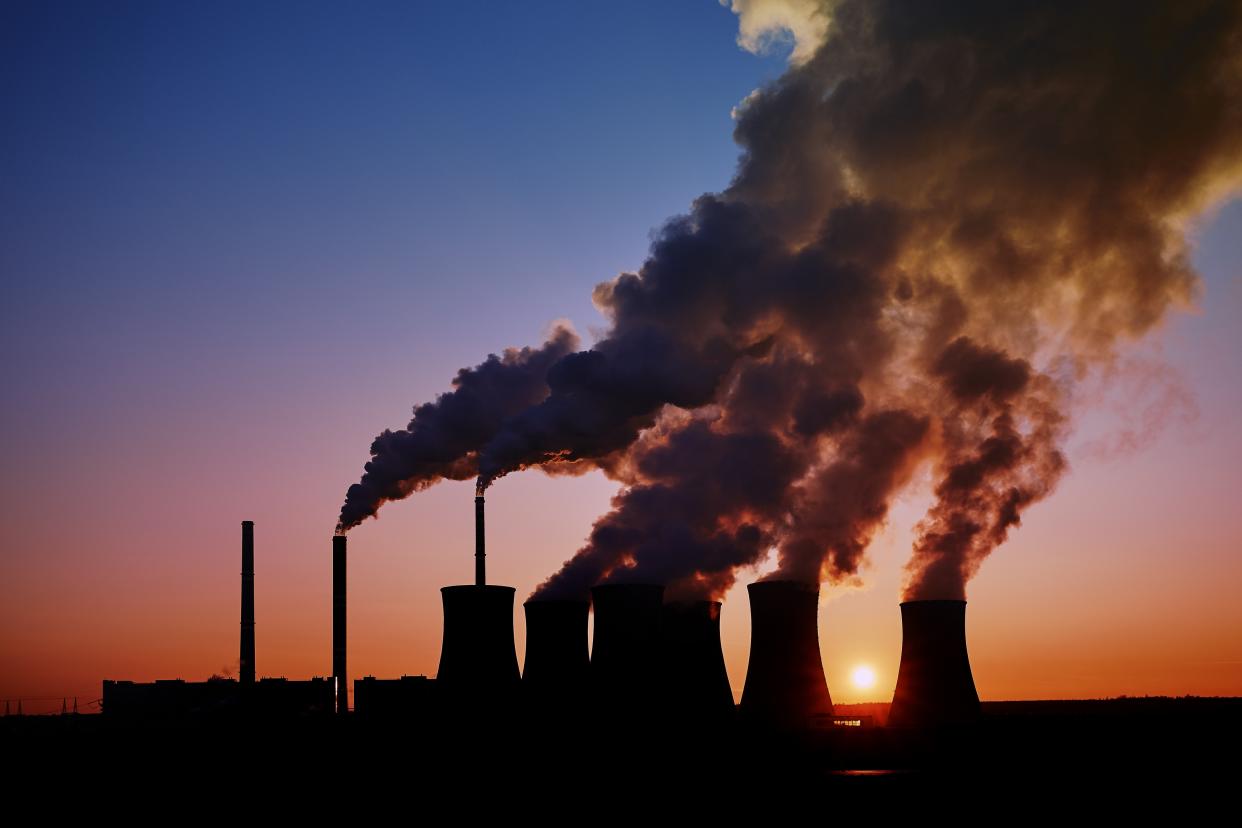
<box><xmin>3</xmin><ymin>1</ymin><xmax>1240</xmax><ymax>714</ymax></box>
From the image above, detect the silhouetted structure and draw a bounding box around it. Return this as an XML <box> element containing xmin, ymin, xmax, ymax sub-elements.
<box><xmin>522</xmin><ymin>599</ymin><xmax>589</xmax><ymax>706</ymax></box>
<box><xmin>436</xmin><ymin>585</ymin><xmax>521</xmax><ymax>706</ymax></box>
<box><xmin>240</xmin><ymin>521</ymin><xmax>255</xmax><ymax>685</ymax></box>
<box><xmin>103</xmin><ymin>678</ymin><xmax>236</xmax><ymax>717</ymax></box>
<box><xmin>740</xmin><ymin>580</ymin><xmax>833</xmax><ymax>728</ymax></box>
<box><xmin>102</xmin><ymin>677</ymin><xmax>333</xmax><ymax>718</ymax></box>
<box><xmin>101</xmin><ymin>521</ymin><xmax>337</xmax><ymax>720</ymax></box>
<box><xmin>590</xmin><ymin>583</ymin><xmax>664</xmax><ymax>715</ymax></box>
<box><xmin>661</xmin><ymin>600</ymin><xmax>734</xmax><ymax>724</ymax></box>
<box><xmin>888</xmin><ymin>600</ymin><xmax>981</xmax><ymax>728</ymax></box>
<box><xmin>475</xmin><ymin>494</ymin><xmax>486</xmax><ymax>586</ymax></box>
<box><xmin>354</xmin><ymin>675</ymin><xmax>436</xmax><ymax>720</ymax></box>
<box><xmin>251</xmin><ymin>677</ymin><xmax>335</xmax><ymax>717</ymax></box>
<box><xmin>97</xmin><ymin>515</ymin><xmax>1000</xmax><ymax>734</ymax></box>
<box><xmin>333</xmin><ymin>534</ymin><xmax>347</xmax><ymax>714</ymax></box>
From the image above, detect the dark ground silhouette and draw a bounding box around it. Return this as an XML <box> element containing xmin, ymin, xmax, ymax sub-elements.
<box><xmin>3</xmin><ymin>696</ymin><xmax>1239</xmax><ymax>809</ymax></box>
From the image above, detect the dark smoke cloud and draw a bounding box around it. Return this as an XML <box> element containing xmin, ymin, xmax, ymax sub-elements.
<box><xmin>336</xmin><ymin>325</ymin><xmax>578</xmax><ymax>531</ymax></box>
<box><xmin>933</xmin><ymin>338</ymin><xmax>1030</xmax><ymax>405</ymax></box>
<box><xmin>477</xmin><ymin>195</ymin><xmax>903</xmax><ymax>491</ymax></box>
<box><xmin>533</xmin><ymin>415</ymin><xmax>809</xmax><ymax>601</ymax></box>
<box><xmin>340</xmin><ymin>0</ymin><xmax>1242</xmax><ymax>602</ymax></box>
<box><xmin>904</xmin><ymin>344</ymin><xmax>1067</xmax><ymax>599</ymax></box>
<box><xmin>777</xmin><ymin>409</ymin><xmax>930</xmax><ymax>586</ymax></box>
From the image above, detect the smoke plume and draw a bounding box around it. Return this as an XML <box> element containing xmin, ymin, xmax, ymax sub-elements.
<box><xmin>340</xmin><ymin>0</ymin><xmax>1242</xmax><ymax>602</ymax></box>
<box><xmin>336</xmin><ymin>325</ymin><xmax>578</xmax><ymax>532</ymax></box>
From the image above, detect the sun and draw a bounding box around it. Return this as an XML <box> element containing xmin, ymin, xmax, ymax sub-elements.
<box><xmin>851</xmin><ymin>664</ymin><xmax>877</xmax><ymax>690</ymax></box>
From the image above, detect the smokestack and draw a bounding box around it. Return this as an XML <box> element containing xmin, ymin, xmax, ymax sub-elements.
<box><xmin>332</xmin><ymin>534</ymin><xmax>347</xmax><ymax>715</ymax></box>
<box><xmin>888</xmin><ymin>600</ymin><xmax>981</xmax><ymax>728</ymax></box>
<box><xmin>522</xmin><ymin>599</ymin><xmax>589</xmax><ymax>704</ymax></box>
<box><xmin>240</xmin><ymin>521</ymin><xmax>255</xmax><ymax>685</ymax></box>
<box><xmin>475</xmin><ymin>494</ymin><xmax>486</xmax><ymax>586</ymax></box>
<box><xmin>740</xmin><ymin>581</ymin><xmax>833</xmax><ymax>728</ymax></box>
<box><xmin>661</xmin><ymin>600</ymin><xmax>734</xmax><ymax>724</ymax></box>
<box><xmin>436</xmin><ymin>585</ymin><xmax>521</xmax><ymax>707</ymax></box>
<box><xmin>590</xmin><ymin>583</ymin><xmax>664</xmax><ymax>715</ymax></box>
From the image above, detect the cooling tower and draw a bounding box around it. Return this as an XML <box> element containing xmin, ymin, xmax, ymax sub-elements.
<box><xmin>661</xmin><ymin>600</ymin><xmax>735</xmax><ymax>723</ymax></box>
<box><xmin>436</xmin><ymin>585</ymin><xmax>521</xmax><ymax>703</ymax></box>
<box><xmin>590</xmin><ymin>583</ymin><xmax>664</xmax><ymax>714</ymax></box>
<box><xmin>740</xmin><ymin>580</ymin><xmax>833</xmax><ymax>728</ymax></box>
<box><xmin>240</xmin><ymin>521</ymin><xmax>255</xmax><ymax>685</ymax></box>
<box><xmin>522</xmin><ymin>599</ymin><xmax>590</xmax><ymax>699</ymax></box>
<box><xmin>888</xmin><ymin>600</ymin><xmax>981</xmax><ymax>728</ymax></box>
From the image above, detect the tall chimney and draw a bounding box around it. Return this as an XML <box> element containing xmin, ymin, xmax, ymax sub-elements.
<box><xmin>661</xmin><ymin>600</ymin><xmax>734</xmax><ymax>724</ymax></box>
<box><xmin>590</xmin><ymin>583</ymin><xmax>664</xmax><ymax>715</ymax></box>
<box><xmin>888</xmin><ymin>600</ymin><xmax>981</xmax><ymax>728</ymax></box>
<box><xmin>332</xmin><ymin>534</ymin><xmax>347</xmax><ymax>715</ymax></box>
<box><xmin>740</xmin><ymin>580</ymin><xmax>833</xmax><ymax>728</ymax></box>
<box><xmin>475</xmin><ymin>494</ymin><xmax>486</xmax><ymax>586</ymax></box>
<box><xmin>522</xmin><ymin>599</ymin><xmax>590</xmax><ymax>705</ymax></box>
<box><xmin>240</xmin><ymin>521</ymin><xmax>255</xmax><ymax>685</ymax></box>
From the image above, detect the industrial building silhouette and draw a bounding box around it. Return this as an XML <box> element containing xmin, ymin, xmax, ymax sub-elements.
<box><xmin>102</xmin><ymin>504</ymin><xmax>981</xmax><ymax>730</ymax></box>
<box><xmin>102</xmin><ymin>521</ymin><xmax>335</xmax><ymax>718</ymax></box>
<box><xmin>61</xmin><ymin>506</ymin><xmax>1242</xmax><ymax>802</ymax></box>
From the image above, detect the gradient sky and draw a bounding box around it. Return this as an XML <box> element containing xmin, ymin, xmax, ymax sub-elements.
<box><xmin>3</xmin><ymin>1</ymin><xmax>1240</xmax><ymax>714</ymax></box>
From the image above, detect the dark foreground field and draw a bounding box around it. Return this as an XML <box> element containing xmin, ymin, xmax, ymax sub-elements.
<box><xmin>3</xmin><ymin>697</ymin><xmax>1239</xmax><ymax>810</ymax></box>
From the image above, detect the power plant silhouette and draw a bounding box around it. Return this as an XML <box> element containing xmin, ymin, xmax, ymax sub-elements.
<box><xmin>102</xmin><ymin>501</ymin><xmax>982</xmax><ymax>731</ymax></box>
<box><xmin>102</xmin><ymin>521</ymin><xmax>336</xmax><ymax>718</ymax></box>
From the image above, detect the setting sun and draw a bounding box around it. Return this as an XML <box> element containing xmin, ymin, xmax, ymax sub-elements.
<box><xmin>851</xmin><ymin>665</ymin><xmax>877</xmax><ymax>690</ymax></box>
